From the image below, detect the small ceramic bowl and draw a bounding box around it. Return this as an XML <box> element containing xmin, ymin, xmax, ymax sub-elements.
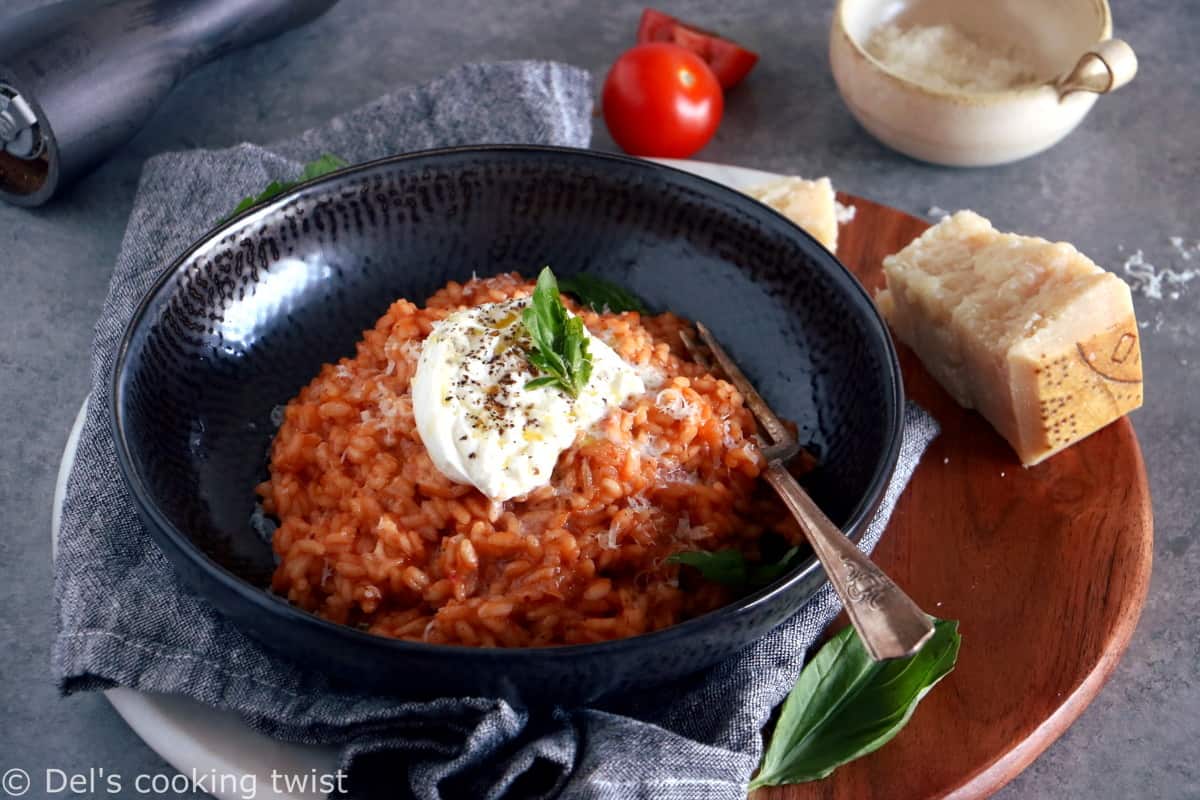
<box><xmin>110</xmin><ymin>146</ymin><xmax>904</xmax><ymax>705</ymax></box>
<box><xmin>830</xmin><ymin>0</ymin><xmax>1137</xmax><ymax>166</ymax></box>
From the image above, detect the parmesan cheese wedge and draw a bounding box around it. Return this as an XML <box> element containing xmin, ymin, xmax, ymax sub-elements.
<box><xmin>876</xmin><ymin>210</ymin><xmax>1143</xmax><ymax>466</ymax></box>
<box><xmin>746</xmin><ymin>176</ymin><xmax>840</xmax><ymax>253</ymax></box>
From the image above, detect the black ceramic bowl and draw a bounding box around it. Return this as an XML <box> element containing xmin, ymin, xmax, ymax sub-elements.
<box><xmin>112</xmin><ymin>145</ymin><xmax>902</xmax><ymax>704</ymax></box>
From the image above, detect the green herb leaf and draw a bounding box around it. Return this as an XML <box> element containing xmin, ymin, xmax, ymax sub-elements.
<box><xmin>564</xmin><ymin>315</ymin><xmax>593</xmax><ymax>386</ymax></box>
<box><xmin>222</xmin><ymin>154</ymin><xmax>349</xmax><ymax>222</ymax></box>
<box><xmin>748</xmin><ymin>547</ymin><xmax>803</xmax><ymax>586</ymax></box>
<box><xmin>667</xmin><ymin>549</ymin><xmax>750</xmax><ymax>586</ymax></box>
<box><xmin>522</xmin><ymin>267</ymin><xmax>593</xmax><ymax>397</ymax></box>
<box><xmin>750</xmin><ymin>618</ymin><xmax>961</xmax><ymax>789</ymax></box>
<box><xmin>558</xmin><ymin>273</ymin><xmax>648</xmax><ymax>313</ymax></box>
<box><xmin>299</xmin><ymin>153</ymin><xmax>348</xmax><ymax>181</ymax></box>
<box><xmin>667</xmin><ymin>546</ymin><xmax>804</xmax><ymax>591</ymax></box>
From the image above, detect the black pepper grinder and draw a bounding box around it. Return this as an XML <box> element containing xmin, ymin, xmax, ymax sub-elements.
<box><xmin>0</xmin><ymin>0</ymin><xmax>339</xmax><ymax>207</ymax></box>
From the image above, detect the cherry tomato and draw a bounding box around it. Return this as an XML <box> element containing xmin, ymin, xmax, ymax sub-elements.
<box><xmin>637</xmin><ymin>8</ymin><xmax>760</xmax><ymax>89</ymax></box>
<box><xmin>602</xmin><ymin>43</ymin><xmax>724</xmax><ymax>159</ymax></box>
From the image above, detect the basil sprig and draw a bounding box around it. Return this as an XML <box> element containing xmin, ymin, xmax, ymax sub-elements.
<box><xmin>523</xmin><ymin>267</ymin><xmax>593</xmax><ymax>397</ymax></box>
<box><xmin>558</xmin><ymin>272</ymin><xmax>648</xmax><ymax>313</ymax></box>
<box><xmin>667</xmin><ymin>547</ymin><xmax>804</xmax><ymax>591</ymax></box>
<box><xmin>750</xmin><ymin>618</ymin><xmax>961</xmax><ymax>788</ymax></box>
<box><xmin>223</xmin><ymin>153</ymin><xmax>348</xmax><ymax>221</ymax></box>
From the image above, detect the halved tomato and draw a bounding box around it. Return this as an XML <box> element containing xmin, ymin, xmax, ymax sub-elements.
<box><xmin>636</xmin><ymin>8</ymin><xmax>759</xmax><ymax>89</ymax></box>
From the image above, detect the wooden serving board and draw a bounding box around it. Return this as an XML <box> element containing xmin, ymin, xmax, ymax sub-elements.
<box><xmin>754</xmin><ymin>195</ymin><xmax>1153</xmax><ymax>800</ymax></box>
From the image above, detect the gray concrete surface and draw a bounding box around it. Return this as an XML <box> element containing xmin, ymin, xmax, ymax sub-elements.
<box><xmin>1</xmin><ymin>1</ymin><xmax>1195</xmax><ymax>798</ymax></box>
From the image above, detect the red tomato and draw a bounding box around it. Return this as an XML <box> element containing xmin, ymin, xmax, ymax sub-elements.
<box><xmin>602</xmin><ymin>43</ymin><xmax>724</xmax><ymax>159</ymax></box>
<box><xmin>636</xmin><ymin>8</ymin><xmax>760</xmax><ymax>89</ymax></box>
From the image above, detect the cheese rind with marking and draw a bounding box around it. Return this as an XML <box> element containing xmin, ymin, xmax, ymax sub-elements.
<box><xmin>876</xmin><ymin>210</ymin><xmax>1143</xmax><ymax>466</ymax></box>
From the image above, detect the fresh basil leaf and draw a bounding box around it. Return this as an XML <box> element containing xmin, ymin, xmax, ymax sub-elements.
<box><xmin>667</xmin><ymin>549</ymin><xmax>748</xmax><ymax>586</ymax></box>
<box><xmin>299</xmin><ymin>153</ymin><xmax>348</xmax><ymax>181</ymax></box>
<box><xmin>222</xmin><ymin>153</ymin><xmax>348</xmax><ymax>222</ymax></box>
<box><xmin>748</xmin><ymin>546</ymin><xmax>802</xmax><ymax>586</ymax></box>
<box><xmin>528</xmin><ymin>344</ymin><xmax>568</xmax><ymax>382</ymax></box>
<box><xmin>229</xmin><ymin>196</ymin><xmax>258</xmax><ymax>217</ymax></box>
<box><xmin>522</xmin><ymin>267</ymin><xmax>593</xmax><ymax>398</ymax></box>
<box><xmin>524</xmin><ymin>277</ymin><xmax>557</xmax><ymax>350</ymax></box>
<box><xmin>558</xmin><ymin>273</ymin><xmax>648</xmax><ymax>313</ymax></box>
<box><xmin>256</xmin><ymin>180</ymin><xmax>288</xmax><ymax>203</ymax></box>
<box><xmin>564</xmin><ymin>315</ymin><xmax>592</xmax><ymax>392</ymax></box>
<box><xmin>576</xmin><ymin>351</ymin><xmax>593</xmax><ymax>392</ymax></box>
<box><xmin>750</xmin><ymin>618</ymin><xmax>961</xmax><ymax>788</ymax></box>
<box><xmin>522</xmin><ymin>305</ymin><xmax>545</xmax><ymax>345</ymax></box>
<box><xmin>668</xmin><ymin>547</ymin><xmax>803</xmax><ymax>591</ymax></box>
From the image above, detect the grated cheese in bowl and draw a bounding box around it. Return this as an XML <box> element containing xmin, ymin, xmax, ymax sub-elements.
<box><xmin>864</xmin><ymin>22</ymin><xmax>1038</xmax><ymax>93</ymax></box>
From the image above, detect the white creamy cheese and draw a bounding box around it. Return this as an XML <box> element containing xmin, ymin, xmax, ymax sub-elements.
<box><xmin>412</xmin><ymin>297</ymin><xmax>644</xmax><ymax>500</ymax></box>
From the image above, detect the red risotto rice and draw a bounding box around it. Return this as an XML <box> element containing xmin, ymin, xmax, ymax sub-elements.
<box><xmin>258</xmin><ymin>273</ymin><xmax>801</xmax><ymax>646</ymax></box>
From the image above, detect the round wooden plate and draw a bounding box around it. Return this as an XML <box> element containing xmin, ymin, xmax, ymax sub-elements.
<box><xmin>756</xmin><ymin>194</ymin><xmax>1153</xmax><ymax>800</ymax></box>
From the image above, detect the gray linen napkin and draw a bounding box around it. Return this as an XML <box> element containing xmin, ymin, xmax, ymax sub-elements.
<box><xmin>54</xmin><ymin>59</ymin><xmax>939</xmax><ymax>800</ymax></box>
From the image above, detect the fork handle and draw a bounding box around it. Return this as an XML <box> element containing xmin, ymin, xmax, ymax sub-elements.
<box><xmin>764</xmin><ymin>463</ymin><xmax>934</xmax><ymax>660</ymax></box>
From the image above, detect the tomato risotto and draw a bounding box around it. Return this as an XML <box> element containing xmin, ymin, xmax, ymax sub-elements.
<box><xmin>258</xmin><ymin>273</ymin><xmax>799</xmax><ymax>646</ymax></box>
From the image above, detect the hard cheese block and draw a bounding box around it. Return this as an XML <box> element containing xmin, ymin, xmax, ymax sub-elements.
<box><xmin>877</xmin><ymin>210</ymin><xmax>1142</xmax><ymax>466</ymax></box>
<box><xmin>745</xmin><ymin>176</ymin><xmax>839</xmax><ymax>253</ymax></box>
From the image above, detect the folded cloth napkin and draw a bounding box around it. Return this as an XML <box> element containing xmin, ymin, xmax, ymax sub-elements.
<box><xmin>54</xmin><ymin>59</ymin><xmax>940</xmax><ymax>800</ymax></box>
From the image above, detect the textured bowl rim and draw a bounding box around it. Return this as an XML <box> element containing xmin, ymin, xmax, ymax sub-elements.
<box><xmin>110</xmin><ymin>144</ymin><xmax>905</xmax><ymax>664</ymax></box>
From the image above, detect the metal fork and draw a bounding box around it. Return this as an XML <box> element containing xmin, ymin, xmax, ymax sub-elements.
<box><xmin>682</xmin><ymin>323</ymin><xmax>934</xmax><ymax>661</ymax></box>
